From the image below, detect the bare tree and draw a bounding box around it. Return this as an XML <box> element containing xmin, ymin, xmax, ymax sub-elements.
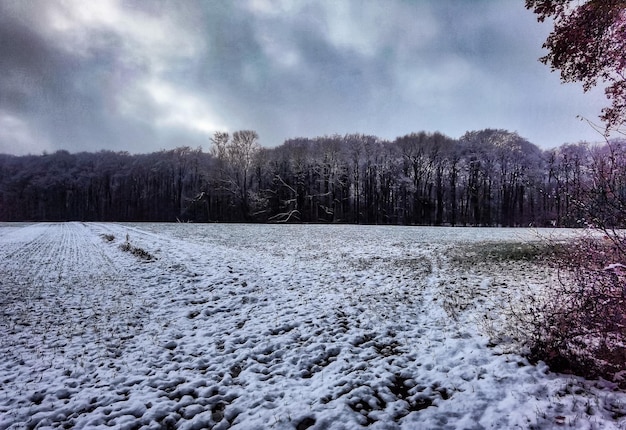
<box><xmin>210</xmin><ymin>130</ymin><xmax>262</xmax><ymax>220</ymax></box>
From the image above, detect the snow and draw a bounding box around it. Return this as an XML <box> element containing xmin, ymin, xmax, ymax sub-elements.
<box><xmin>1</xmin><ymin>222</ymin><xmax>625</xmax><ymax>429</ymax></box>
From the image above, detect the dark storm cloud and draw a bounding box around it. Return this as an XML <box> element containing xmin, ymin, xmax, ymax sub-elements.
<box><xmin>0</xmin><ymin>14</ymin><xmax>61</xmax><ymax>111</ymax></box>
<box><xmin>0</xmin><ymin>0</ymin><xmax>160</xmax><ymax>154</ymax></box>
<box><xmin>0</xmin><ymin>4</ymin><xmax>80</xmax><ymax>122</ymax></box>
<box><xmin>0</xmin><ymin>0</ymin><xmax>611</xmax><ymax>155</ymax></box>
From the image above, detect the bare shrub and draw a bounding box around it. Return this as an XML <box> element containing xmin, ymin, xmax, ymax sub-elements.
<box><xmin>505</xmin><ymin>233</ymin><xmax>626</xmax><ymax>385</ymax></box>
<box><xmin>119</xmin><ymin>234</ymin><xmax>155</xmax><ymax>261</ymax></box>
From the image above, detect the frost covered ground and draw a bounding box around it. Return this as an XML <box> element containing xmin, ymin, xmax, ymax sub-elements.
<box><xmin>1</xmin><ymin>222</ymin><xmax>626</xmax><ymax>429</ymax></box>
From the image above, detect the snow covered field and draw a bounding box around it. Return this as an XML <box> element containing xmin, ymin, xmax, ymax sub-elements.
<box><xmin>1</xmin><ymin>222</ymin><xmax>625</xmax><ymax>429</ymax></box>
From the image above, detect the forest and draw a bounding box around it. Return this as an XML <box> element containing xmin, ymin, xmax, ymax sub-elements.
<box><xmin>0</xmin><ymin>128</ymin><xmax>624</xmax><ymax>227</ymax></box>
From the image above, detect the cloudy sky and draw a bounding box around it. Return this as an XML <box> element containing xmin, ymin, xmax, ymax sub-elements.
<box><xmin>0</xmin><ymin>0</ymin><xmax>610</xmax><ymax>155</ymax></box>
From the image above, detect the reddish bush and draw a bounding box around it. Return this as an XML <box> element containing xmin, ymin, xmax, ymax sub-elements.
<box><xmin>526</xmin><ymin>232</ymin><xmax>626</xmax><ymax>385</ymax></box>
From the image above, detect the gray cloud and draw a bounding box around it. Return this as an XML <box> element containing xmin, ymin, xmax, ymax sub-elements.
<box><xmin>0</xmin><ymin>0</ymin><xmax>611</xmax><ymax>155</ymax></box>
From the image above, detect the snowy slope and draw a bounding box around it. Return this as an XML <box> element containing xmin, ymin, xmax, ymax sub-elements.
<box><xmin>0</xmin><ymin>223</ymin><xmax>624</xmax><ymax>429</ymax></box>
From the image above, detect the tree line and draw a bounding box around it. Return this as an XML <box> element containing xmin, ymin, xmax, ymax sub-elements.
<box><xmin>1</xmin><ymin>128</ymin><xmax>624</xmax><ymax>227</ymax></box>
